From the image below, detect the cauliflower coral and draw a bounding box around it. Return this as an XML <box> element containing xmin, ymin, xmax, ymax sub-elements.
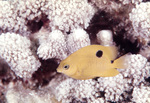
<box><xmin>0</xmin><ymin>32</ymin><xmax>41</xmax><ymax>78</ymax></box>
<box><xmin>0</xmin><ymin>0</ymin><xmax>96</xmax><ymax>35</ymax></box>
<box><xmin>37</xmin><ymin>29</ymin><xmax>68</xmax><ymax>60</ymax></box>
<box><xmin>0</xmin><ymin>0</ymin><xmax>149</xmax><ymax>103</ymax></box>
<box><xmin>129</xmin><ymin>2</ymin><xmax>150</xmax><ymax>44</ymax></box>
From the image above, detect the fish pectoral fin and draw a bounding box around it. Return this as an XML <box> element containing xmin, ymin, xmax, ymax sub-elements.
<box><xmin>99</xmin><ymin>68</ymin><xmax>119</xmax><ymax>77</ymax></box>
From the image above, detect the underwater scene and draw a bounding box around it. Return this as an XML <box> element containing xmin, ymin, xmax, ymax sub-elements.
<box><xmin>0</xmin><ymin>0</ymin><xmax>150</xmax><ymax>103</ymax></box>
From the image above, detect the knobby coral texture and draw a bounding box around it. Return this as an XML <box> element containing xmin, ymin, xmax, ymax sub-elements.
<box><xmin>0</xmin><ymin>0</ymin><xmax>149</xmax><ymax>103</ymax></box>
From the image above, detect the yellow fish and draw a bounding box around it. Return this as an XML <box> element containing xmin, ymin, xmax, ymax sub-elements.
<box><xmin>57</xmin><ymin>45</ymin><xmax>127</xmax><ymax>80</ymax></box>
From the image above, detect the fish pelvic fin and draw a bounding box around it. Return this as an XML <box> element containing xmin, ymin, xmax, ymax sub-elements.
<box><xmin>113</xmin><ymin>54</ymin><xmax>128</xmax><ymax>69</ymax></box>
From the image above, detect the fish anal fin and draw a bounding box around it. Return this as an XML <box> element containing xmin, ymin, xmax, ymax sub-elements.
<box><xmin>97</xmin><ymin>68</ymin><xmax>119</xmax><ymax>77</ymax></box>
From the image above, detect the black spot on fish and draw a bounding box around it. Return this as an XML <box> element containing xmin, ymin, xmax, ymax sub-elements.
<box><xmin>96</xmin><ymin>50</ymin><xmax>103</xmax><ymax>58</ymax></box>
<box><xmin>111</xmin><ymin>60</ymin><xmax>114</xmax><ymax>64</ymax></box>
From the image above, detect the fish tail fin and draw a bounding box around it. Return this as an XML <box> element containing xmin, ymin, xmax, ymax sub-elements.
<box><xmin>113</xmin><ymin>54</ymin><xmax>128</xmax><ymax>69</ymax></box>
<box><xmin>105</xmin><ymin>46</ymin><xmax>118</xmax><ymax>60</ymax></box>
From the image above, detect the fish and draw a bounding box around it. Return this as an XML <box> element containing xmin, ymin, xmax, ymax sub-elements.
<box><xmin>57</xmin><ymin>45</ymin><xmax>127</xmax><ymax>80</ymax></box>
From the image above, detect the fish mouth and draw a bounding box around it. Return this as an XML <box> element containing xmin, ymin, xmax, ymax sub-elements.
<box><xmin>56</xmin><ymin>68</ymin><xmax>62</xmax><ymax>73</ymax></box>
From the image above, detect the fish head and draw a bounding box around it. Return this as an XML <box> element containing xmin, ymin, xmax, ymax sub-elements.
<box><xmin>57</xmin><ymin>60</ymin><xmax>77</xmax><ymax>77</ymax></box>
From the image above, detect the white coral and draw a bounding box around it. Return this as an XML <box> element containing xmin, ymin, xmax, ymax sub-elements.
<box><xmin>132</xmin><ymin>85</ymin><xmax>150</xmax><ymax>103</ymax></box>
<box><xmin>120</xmin><ymin>54</ymin><xmax>149</xmax><ymax>86</ymax></box>
<box><xmin>96</xmin><ymin>74</ymin><xmax>128</xmax><ymax>101</ymax></box>
<box><xmin>96</xmin><ymin>30</ymin><xmax>113</xmax><ymax>46</ymax></box>
<box><xmin>67</xmin><ymin>28</ymin><xmax>91</xmax><ymax>54</ymax></box>
<box><xmin>0</xmin><ymin>0</ymin><xmax>44</xmax><ymax>35</ymax></box>
<box><xmin>53</xmin><ymin>74</ymin><xmax>127</xmax><ymax>102</ymax></box>
<box><xmin>91</xmin><ymin>0</ymin><xmax>142</xmax><ymax>8</ymax></box>
<box><xmin>119</xmin><ymin>0</ymin><xmax>142</xmax><ymax>5</ymax></box>
<box><xmin>46</xmin><ymin>0</ymin><xmax>96</xmax><ymax>32</ymax></box>
<box><xmin>36</xmin><ymin>28</ymin><xmax>90</xmax><ymax>60</ymax></box>
<box><xmin>37</xmin><ymin>30</ymin><xmax>68</xmax><ymax>60</ymax></box>
<box><xmin>0</xmin><ymin>32</ymin><xmax>41</xmax><ymax>78</ymax></box>
<box><xmin>90</xmin><ymin>0</ymin><xmax>122</xmax><ymax>13</ymax></box>
<box><xmin>140</xmin><ymin>46</ymin><xmax>150</xmax><ymax>59</ymax></box>
<box><xmin>0</xmin><ymin>0</ymin><xmax>96</xmax><ymax>35</ymax></box>
<box><xmin>54</xmin><ymin>78</ymin><xmax>97</xmax><ymax>103</ymax></box>
<box><xmin>129</xmin><ymin>2</ymin><xmax>150</xmax><ymax>44</ymax></box>
<box><xmin>5</xmin><ymin>82</ymin><xmax>55</xmax><ymax>103</ymax></box>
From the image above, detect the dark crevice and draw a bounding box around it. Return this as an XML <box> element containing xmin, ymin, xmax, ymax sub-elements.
<box><xmin>32</xmin><ymin>59</ymin><xmax>58</xmax><ymax>87</ymax></box>
<box><xmin>86</xmin><ymin>10</ymin><xmax>140</xmax><ymax>54</ymax></box>
<box><xmin>71</xmin><ymin>98</ymin><xmax>87</xmax><ymax>103</ymax></box>
<box><xmin>107</xmin><ymin>101</ymin><xmax>117</xmax><ymax>103</ymax></box>
<box><xmin>123</xmin><ymin>89</ymin><xmax>134</xmax><ymax>102</ymax></box>
<box><xmin>0</xmin><ymin>92</ymin><xmax>6</xmax><ymax>103</ymax></box>
<box><xmin>0</xmin><ymin>64</ymin><xmax>8</xmax><ymax>77</ymax></box>
<box><xmin>27</xmin><ymin>14</ymin><xmax>49</xmax><ymax>33</ymax></box>
<box><xmin>145</xmin><ymin>77</ymin><xmax>150</xmax><ymax>83</ymax></box>
<box><xmin>85</xmin><ymin>10</ymin><xmax>120</xmax><ymax>44</ymax></box>
<box><xmin>113</xmin><ymin>30</ymin><xmax>141</xmax><ymax>54</ymax></box>
<box><xmin>147</xmin><ymin>41</ymin><xmax>150</xmax><ymax>46</ymax></box>
<box><xmin>66</xmin><ymin>31</ymin><xmax>71</xmax><ymax>35</ymax></box>
<box><xmin>0</xmin><ymin>59</ymin><xmax>16</xmax><ymax>85</ymax></box>
<box><xmin>87</xmin><ymin>0</ymin><xmax>91</xmax><ymax>3</ymax></box>
<box><xmin>142</xmin><ymin>0</ymin><xmax>150</xmax><ymax>2</ymax></box>
<box><xmin>99</xmin><ymin>91</ymin><xmax>105</xmax><ymax>98</ymax></box>
<box><xmin>27</xmin><ymin>20</ymin><xmax>43</xmax><ymax>33</ymax></box>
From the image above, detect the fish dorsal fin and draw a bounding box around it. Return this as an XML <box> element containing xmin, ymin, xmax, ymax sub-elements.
<box><xmin>104</xmin><ymin>46</ymin><xmax>118</xmax><ymax>60</ymax></box>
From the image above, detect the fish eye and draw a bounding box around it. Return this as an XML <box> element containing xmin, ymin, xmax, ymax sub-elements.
<box><xmin>96</xmin><ymin>50</ymin><xmax>103</xmax><ymax>58</ymax></box>
<box><xmin>63</xmin><ymin>65</ymin><xmax>70</xmax><ymax>70</ymax></box>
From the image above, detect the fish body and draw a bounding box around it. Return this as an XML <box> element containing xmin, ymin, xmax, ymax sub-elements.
<box><xmin>57</xmin><ymin>45</ymin><xmax>126</xmax><ymax>80</ymax></box>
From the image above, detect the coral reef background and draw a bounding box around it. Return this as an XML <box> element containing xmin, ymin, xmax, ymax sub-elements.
<box><xmin>0</xmin><ymin>0</ymin><xmax>150</xmax><ymax>103</ymax></box>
